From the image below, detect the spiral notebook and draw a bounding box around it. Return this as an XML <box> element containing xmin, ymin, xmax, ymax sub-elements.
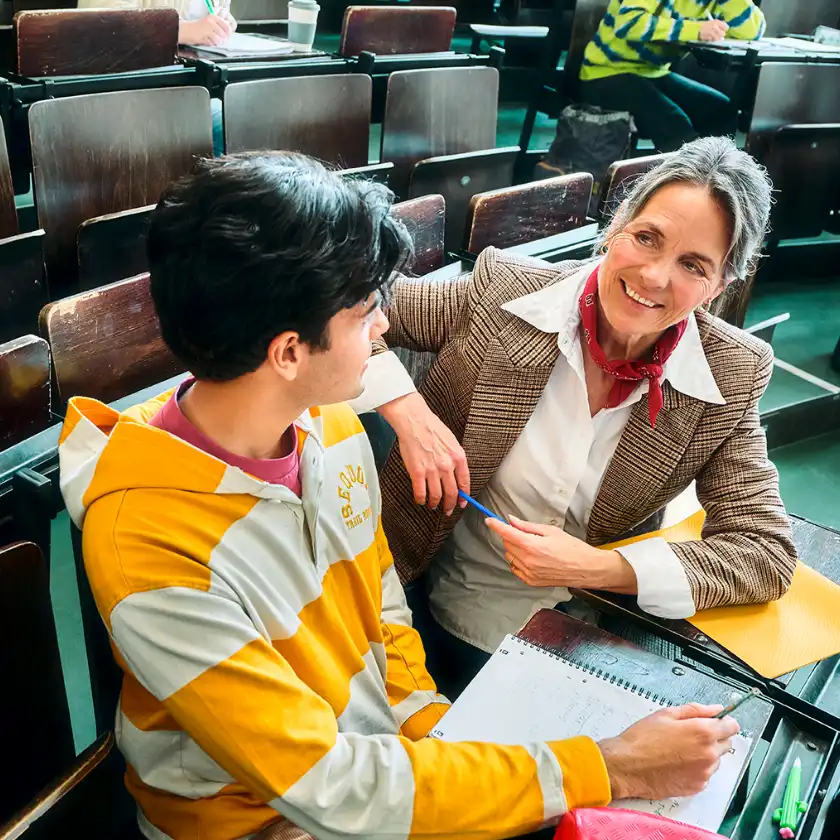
<box><xmin>430</xmin><ymin>634</ymin><xmax>753</xmax><ymax>832</ymax></box>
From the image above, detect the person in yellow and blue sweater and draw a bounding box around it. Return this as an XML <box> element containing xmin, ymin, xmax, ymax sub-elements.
<box><xmin>579</xmin><ymin>0</ymin><xmax>765</xmax><ymax>152</ymax></box>
<box><xmin>60</xmin><ymin>151</ymin><xmax>741</xmax><ymax>840</ymax></box>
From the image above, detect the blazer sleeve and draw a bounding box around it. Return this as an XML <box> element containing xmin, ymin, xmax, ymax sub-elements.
<box><xmin>670</xmin><ymin>344</ymin><xmax>797</xmax><ymax>611</ymax></box>
<box><xmin>371</xmin><ymin>268</ymin><xmax>475</xmax><ymax>358</ymax></box>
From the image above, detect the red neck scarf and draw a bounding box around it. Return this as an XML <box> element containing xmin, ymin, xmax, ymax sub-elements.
<box><xmin>578</xmin><ymin>267</ymin><xmax>687</xmax><ymax>427</ymax></box>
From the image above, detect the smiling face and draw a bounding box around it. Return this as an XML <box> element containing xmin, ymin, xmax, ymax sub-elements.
<box><xmin>599</xmin><ymin>183</ymin><xmax>731</xmax><ymax>341</ymax></box>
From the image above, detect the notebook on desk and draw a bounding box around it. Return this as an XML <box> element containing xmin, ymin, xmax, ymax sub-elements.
<box><xmin>431</xmin><ymin>613</ymin><xmax>772</xmax><ymax>833</ymax></box>
<box><xmin>193</xmin><ymin>33</ymin><xmax>294</xmax><ymax>57</ymax></box>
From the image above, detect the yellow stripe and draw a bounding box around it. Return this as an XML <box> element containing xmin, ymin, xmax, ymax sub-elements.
<box><xmin>60</xmin><ymin>397</ymin><xmax>116</xmax><ymax>444</ymax></box>
<box><xmin>166</xmin><ymin>638</ymin><xmax>339</xmax><ymax>801</ymax></box>
<box><xmin>383</xmin><ymin>623</ymin><xmax>437</xmax><ymax>706</ymax></box>
<box><xmin>600</xmin><ymin>509</ymin><xmax>705</xmax><ymax>550</ymax></box>
<box><xmin>548</xmin><ymin>736</ymin><xmax>611</xmax><ymax>810</ymax></box>
<box><xmin>126</xmin><ymin>766</ymin><xmax>280</xmax><ymax>840</ymax></box>
<box><xmin>319</xmin><ymin>402</ymin><xmax>365</xmax><ymax>449</ymax></box>
<box><xmin>121</xmin><ymin>675</ymin><xmax>180</xmax><ymax>732</ymax></box>
<box><xmin>407</xmin><ymin>741</ymin><xmax>545</xmax><ymax>837</ymax></box>
<box><xmin>273</xmin><ymin>552</ymin><xmax>383</xmax><ymax>718</ymax></box>
<box><xmin>400</xmin><ymin>702</ymin><xmax>448</xmax><ymax>741</ymax></box>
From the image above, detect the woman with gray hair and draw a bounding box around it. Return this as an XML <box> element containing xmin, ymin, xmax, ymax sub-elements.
<box><xmin>356</xmin><ymin>135</ymin><xmax>796</xmax><ymax>698</ymax></box>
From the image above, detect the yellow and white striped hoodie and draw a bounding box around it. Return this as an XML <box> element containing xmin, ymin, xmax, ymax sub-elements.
<box><xmin>59</xmin><ymin>390</ymin><xmax>611</xmax><ymax>840</ymax></box>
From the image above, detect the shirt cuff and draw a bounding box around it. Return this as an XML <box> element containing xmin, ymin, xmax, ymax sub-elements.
<box><xmin>346</xmin><ymin>351</ymin><xmax>417</xmax><ymax>414</ymax></box>
<box><xmin>615</xmin><ymin>538</ymin><xmax>696</xmax><ymax>619</ymax></box>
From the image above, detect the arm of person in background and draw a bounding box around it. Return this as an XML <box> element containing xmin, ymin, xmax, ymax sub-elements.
<box><xmin>710</xmin><ymin>0</ymin><xmax>765</xmax><ymax>41</ymax></box>
<box><xmin>179</xmin><ymin>15</ymin><xmax>233</xmax><ymax>46</ymax></box>
<box><xmin>375</xmin><ymin>519</ymin><xmax>452</xmax><ymax>736</ymax></box>
<box><xmin>348</xmin><ymin>270</ymin><xmax>475</xmax><ymax>515</ymax></box>
<box><xmin>487</xmin><ymin>343</ymin><xmax>796</xmax><ymax>616</ymax></box>
<box><xmin>612</xmin><ymin>0</ymin><xmax>729</xmax><ymax>43</ymax></box>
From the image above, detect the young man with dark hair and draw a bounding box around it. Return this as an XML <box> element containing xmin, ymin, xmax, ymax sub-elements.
<box><xmin>60</xmin><ymin>152</ymin><xmax>739</xmax><ymax>840</ymax></box>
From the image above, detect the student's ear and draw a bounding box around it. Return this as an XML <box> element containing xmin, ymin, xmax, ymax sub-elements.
<box><xmin>267</xmin><ymin>332</ymin><xmax>305</xmax><ymax>382</ymax></box>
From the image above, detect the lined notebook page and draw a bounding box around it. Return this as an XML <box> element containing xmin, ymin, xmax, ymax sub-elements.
<box><xmin>431</xmin><ymin>635</ymin><xmax>751</xmax><ymax>832</ymax></box>
<box><xmin>196</xmin><ymin>34</ymin><xmax>294</xmax><ymax>56</ymax></box>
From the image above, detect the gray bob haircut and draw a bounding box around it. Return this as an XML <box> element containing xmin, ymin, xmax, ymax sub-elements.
<box><xmin>600</xmin><ymin>136</ymin><xmax>773</xmax><ymax>283</ymax></box>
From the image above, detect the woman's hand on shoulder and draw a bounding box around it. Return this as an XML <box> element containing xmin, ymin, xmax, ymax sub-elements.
<box><xmin>485</xmin><ymin>516</ymin><xmax>638</xmax><ymax>592</ymax></box>
<box><xmin>179</xmin><ymin>15</ymin><xmax>232</xmax><ymax>46</ymax></box>
<box><xmin>378</xmin><ymin>392</ymin><xmax>469</xmax><ymax>516</ymax></box>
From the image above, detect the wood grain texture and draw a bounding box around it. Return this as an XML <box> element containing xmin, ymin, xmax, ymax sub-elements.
<box><xmin>0</xmin><ymin>540</ymin><xmax>75</xmax><ymax>822</ymax></box>
<box><xmin>0</xmin><ymin>115</ymin><xmax>18</xmax><ymax>238</ymax></box>
<box><xmin>224</xmin><ymin>74</ymin><xmax>371</xmax><ymax>167</ymax></box>
<box><xmin>408</xmin><ymin>146</ymin><xmax>518</xmax><ymax>253</ymax></box>
<box><xmin>340</xmin><ymin>5</ymin><xmax>456</xmax><ymax>57</ymax></box>
<box><xmin>381</xmin><ymin>66</ymin><xmax>498</xmax><ymax>199</ymax></box>
<box><xmin>29</xmin><ymin>86</ymin><xmax>212</xmax><ymax>296</ymax></box>
<box><xmin>15</xmin><ymin>8</ymin><xmax>178</xmax><ymax>77</ymax></box>
<box><xmin>39</xmin><ymin>273</ymin><xmax>183</xmax><ymax>405</ymax></box>
<box><xmin>465</xmin><ymin>171</ymin><xmax>593</xmax><ymax>253</ymax></box>
<box><xmin>0</xmin><ymin>230</ymin><xmax>47</xmax><ymax>345</ymax></box>
<box><xmin>391</xmin><ymin>194</ymin><xmax>446</xmax><ymax>277</ymax></box>
<box><xmin>597</xmin><ymin>152</ymin><xmax>669</xmax><ymax>224</ymax></box>
<box><xmin>0</xmin><ymin>335</ymin><xmax>50</xmax><ymax>450</ymax></box>
<box><xmin>747</xmin><ymin>63</ymin><xmax>840</xmax><ymax>165</ymax></box>
<box><xmin>77</xmin><ymin>204</ymin><xmax>153</xmax><ymax>292</ymax></box>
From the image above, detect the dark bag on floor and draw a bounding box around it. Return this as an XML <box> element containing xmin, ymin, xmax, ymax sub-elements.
<box><xmin>536</xmin><ymin>104</ymin><xmax>632</xmax><ymax>215</ymax></box>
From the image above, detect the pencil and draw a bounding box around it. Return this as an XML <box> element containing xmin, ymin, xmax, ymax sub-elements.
<box><xmin>715</xmin><ymin>687</ymin><xmax>761</xmax><ymax>718</ymax></box>
<box><xmin>204</xmin><ymin>0</ymin><xmax>215</xmax><ymax>14</ymax></box>
<box><xmin>458</xmin><ymin>490</ymin><xmax>506</xmax><ymax>523</ymax></box>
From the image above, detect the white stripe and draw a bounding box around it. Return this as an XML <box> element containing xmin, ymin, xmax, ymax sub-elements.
<box><xmin>270</xmin><ymin>733</ymin><xmax>415</xmax><ymax>840</ymax></box>
<box><xmin>390</xmin><ymin>690</ymin><xmax>449</xmax><ymax>728</ymax></box>
<box><xmin>774</xmin><ymin>358</ymin><xmax>840</xmax><ymax>394</ymax></box>
<box><xmin>336</xmin><ymin>649</ymin><xmax>398</xmax><ymax>735</ymax></box>
<box><xmin>288</xmin><ymin>6</ymin><xmax>319</xmax><ymax>23</ymax></box>
<box><xmin>58</xmin><ymin>414</ymin><xmax>109</xmax><ymax>527</ymax></box>
<box><xmin>348</xmin><ymin>351</ymin><xmax>417</xmax><ymax>415</ymax></box>
<box><xmin>117</xmin><ymin>709</ymin><xmax>234</xmax><ymax>800</ymax></box>
<box><xmin>535</xmin><ymin>743</ymin><xmax>567</xmax><ymax>820</ymax></box>
<box><xmin>110</xmin><ymin>582</ymin><xmax>260</xmax><ymax>700</ymax></box>
<box><xmin>380</xmin><ymin>564</ymin><xmax>412</xmax><ymax>628</ymax></box>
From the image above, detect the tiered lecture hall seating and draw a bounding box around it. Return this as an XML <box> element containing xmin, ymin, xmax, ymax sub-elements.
<box><xmin>3</xmin><ymin>4</ymin><xmax>840</xmax><ymax>836</ymax></box>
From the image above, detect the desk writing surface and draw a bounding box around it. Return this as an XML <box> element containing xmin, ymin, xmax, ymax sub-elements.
<box><xmin>178</xmin><ymin>45</ymin><xmax>328</xmax><ymax>63</ymax></box>
<box><xmin>573</xmin><ymin>516</ymin><xmax>840</xmax><ymax>688</ymax></box>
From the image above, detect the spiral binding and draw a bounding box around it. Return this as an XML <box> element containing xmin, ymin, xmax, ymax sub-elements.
<box><xmin>511</xmin><ymin>637</ymin><xmax>672</xmax><ymax>707</ymax></box>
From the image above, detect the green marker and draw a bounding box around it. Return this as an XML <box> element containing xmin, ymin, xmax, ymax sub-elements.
<box><xmin>204</xmin><ymin>0</ymin><xmax>215</xmax><ymax>14</ymax></box>
<box><xmin>773</xmin><ymin>758</ymin><xmax>807</xmax><ymax>838</ymax></box>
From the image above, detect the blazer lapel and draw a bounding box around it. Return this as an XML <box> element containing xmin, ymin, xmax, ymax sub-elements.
<box><xmin>461</xmin><ymin>317</ymin><xmax>560</xmax><ymax>493</ymax></box>
<box><xmin>587</xmin><ymin>382</ymin><xmax>705</xmax><ymax>544</ymax></box>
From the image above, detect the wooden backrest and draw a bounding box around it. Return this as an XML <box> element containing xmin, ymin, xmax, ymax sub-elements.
<box><xmin>229</xmin><ymin>0</ymin><xmax>289</xmax><ymax>21</ymax></box>
<box><xmin>29</xmin><ymin>87</ymin><xmax>212</xmax><ymax>296</ymax></box>
<box><xmin>391</xmin><ymin>194</ymin><xmax>446</xmax><ymax>276</ymax></box>
<box><xmin>597</xmin><ymin>152</ymin><xmax>670</xmax><ymax>224</ymax></box>
<box><xmin>77</xmin><ymin>205</ymin><xmax>153</xmax><ymax>292</ymax></box>
<box><xmin>763</xmin><ymin>123</ymin><xmax>840</xmax><ymax>241</ymax></box>
<box><xmin>382</xmin><ymin>66</ymin><xmax>499</xmax><ymax>198</ymax></box>
<box><xmin>747</xmin><ymin>63</ymin><xmax>840</xmax><ymax>164</ymax></box>
<box><xmin>465</xmin><ymin>171</ymin><xmax>593</xmax><ymax>253</ymax></box>
<box><xmin>39</xmin><ymin>273</ymin><xmax>182</xmax><ymax>405</ymax></box>
<box><xmin>15</xmin><ymin>8</ymin><xmax>179</xmax><ymax>77</ymax></box>
<box><xmin>0</xmin><ymin>335</ymin><xmax>50</xmax><ymax>450</ymax></box>
<box><xmin>0</xmin><ymin>230</ymin><xmax>47</xmax><ymax>344</ymax></box>
<box><xmin>759</xmin><ymin>0</ymin><xmax>839</xmax><ymax>37</ymax></box>
<box><xmin>340</xmin><ymin>5</ymin><xmax>457</xmax><ymax>57</ymax></box>
<box><xmin>0</xmin><ymin>115</ymin><xmax>18</xmax><ymax>239</ymax></box>
<box><xmin>408</xmin><ymin>146</ymin><xmax>518</xmax><ymax>252</ymax></box>
<box><xmin>341</xmin><ymin>161</ymin><xmax>394</xmax><ymax>184</ymax></box>
<box><xmin>224</xmin><ymin>75</ymin><xmax>372</xmax><ymax>167</ymax></box>
<box><xmin>0</xmin><ymin>541</ymin><xmax>75</xmax><ymax>821</ymax></box>
<box><xmin>563</xmin><ymin>0</ymin><xmax>609</xmax><ymax>98</ymax></box>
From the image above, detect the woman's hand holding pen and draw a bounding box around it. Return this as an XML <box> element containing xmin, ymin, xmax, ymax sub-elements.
<box><xmin>485</xmin><ymin>516</ymin><xmax>638</xmax><ymax>592</ymax></box>
<box><xmin>179</xmin><ymin>15</ymin><xmax>232</xmax><ymax>46</ymax></box>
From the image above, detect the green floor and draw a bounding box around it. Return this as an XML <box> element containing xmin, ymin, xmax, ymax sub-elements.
<box><xmin>41</xmin><ymin>101</ymin><xmax>840</xmax><ymax>760</ymax></box>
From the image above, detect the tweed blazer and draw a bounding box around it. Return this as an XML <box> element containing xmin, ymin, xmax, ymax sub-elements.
<box><xmin>377</xmin><ymin>247</ymin><xmax>797</xmax><ymax>612</ymax></box>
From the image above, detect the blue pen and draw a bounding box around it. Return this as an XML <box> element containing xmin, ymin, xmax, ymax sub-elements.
<box><xmin>458</xmin><ymin>489</ymin><xmax>506</xmax><ymax>522</ymax></box>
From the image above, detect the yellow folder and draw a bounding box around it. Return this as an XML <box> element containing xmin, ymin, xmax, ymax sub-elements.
<box><xmin>602</xmin><ymin>512</ymin><xmax>840</xmax><ymax>679</ymax></box>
